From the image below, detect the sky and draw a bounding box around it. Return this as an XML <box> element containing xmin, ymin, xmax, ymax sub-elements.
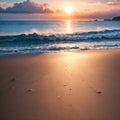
<box><xmin>0</xmin><ymin>0</ymin><xmax>120</xmax><ymax>20</ymax></box>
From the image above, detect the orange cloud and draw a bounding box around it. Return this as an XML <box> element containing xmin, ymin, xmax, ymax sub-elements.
<box><xmin>107</xmin><ymin>1</ymin><xmax>120</xmax><ymax>6</ymax></box>
<box><xmin>0</xmin><ymin>2</ymin><xmax>13</xmax><ymax>9</ymax></box>
<box><xmin>73</xmin><ymin>8</ymin><xmax>120</xmax><ymax>19</ymax></box>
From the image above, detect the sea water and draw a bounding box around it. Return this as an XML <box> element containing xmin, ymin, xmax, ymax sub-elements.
<box><xmin>0</xmin><ymin>20</ymin><xmax>120</xmax><ymax>55</ymax></box>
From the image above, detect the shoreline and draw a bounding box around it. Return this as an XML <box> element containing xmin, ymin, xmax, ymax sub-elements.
<box><xmin>0</xmin><ymin>49</ymin><xmax>120</xmax><ymax>120</ymax></box>
<box><xmin>0</xmin><ymin>48</ymin><xmax>120</xmax><ymax>58</ymax></box>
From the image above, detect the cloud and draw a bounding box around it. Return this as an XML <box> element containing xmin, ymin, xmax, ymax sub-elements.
<box><xmin>73</xmin><ymin>8</ymin><xmax>120</xmax><ymax>19</ymax></box>
<box><xmin>0</xmin><ymin>0</ymin><xmax>54</xmax><ymax>14</ymax></box>
<box><xmin>0</xmin><ymin>7</ymin><xmax>4</xmax><ymax>12</ymax></box>
<box><xmin>0</xmin><ymin>2</ymin><xmax>13</xmax><ymax>9</ymax></box>
<box><xmin>0</xmin><ymin>0</ymin><xmax>120</xmax><ymax>19</ymax></box>
<box><xmin>107</xmin><ymin>1</ymin><xmax>120</xmax><ymax>6</ymax></box>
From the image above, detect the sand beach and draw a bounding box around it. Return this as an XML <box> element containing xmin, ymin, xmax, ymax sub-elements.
<box><xmin>0</xmin><ymin>49</ymin><xmax>120</xmax><ymax>120</ymax></box>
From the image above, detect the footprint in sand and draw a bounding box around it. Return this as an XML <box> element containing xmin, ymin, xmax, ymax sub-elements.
<box><xmin>68</xmin><ymin>104</ymin><xmax>72</xmax><ymax>107</ymax></box>
<box><xmin>69</xmin><ymin>88</ymin><xmax>72</xmax><ymax>91</ymax></box>
<box><xmin>96</xmin><ymin>91</ymin><xmax>102</xmax><ymax>94</ymax></box>
<box><xmin>63</xmin><ymin>84</ymin><xmax>67</xmax><ymax>87</ymax></box>
<box><xmin>27</xmin><ymin>89</ymin><xmax>34</xmax><ymax>93</ymax></box>
<box><xmin>57</xmin><ymin>96</ymin><xmax>61</xmax><ymax>100</ymax></box>
<box><xmin>10</xmin><ymin>78</ymin><xmax>16</xmax><ymax>82</ymax></box>
<box><xmin>9</xmin><ymin>78</ymin><xmax>16</xmax><ymax>91</ymax></box>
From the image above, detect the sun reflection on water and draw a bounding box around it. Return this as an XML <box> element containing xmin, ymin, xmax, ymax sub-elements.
<box><xmin>65</xmin><ymin>20</ymin><xmax>73</xmax><ymax>34</ymax></box>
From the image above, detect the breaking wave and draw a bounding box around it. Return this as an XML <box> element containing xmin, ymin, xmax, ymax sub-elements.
<box><xmin>0</xmin><ymin>29</ymin><xmax>120</xmax><ymax>43</ymax></box>
<box><xmin>0</xmin><ymin>29</ymin><xmax>120</xmax><ymax>56</ymax></box>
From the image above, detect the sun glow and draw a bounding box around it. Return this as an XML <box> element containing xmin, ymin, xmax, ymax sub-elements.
<box><xmin>65</xmin><ymin>6</ymin><xmax>73</xmax><ymax>15</ymax></box>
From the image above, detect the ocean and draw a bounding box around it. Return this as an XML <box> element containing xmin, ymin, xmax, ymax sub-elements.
<box><xmin>0</xmin><ymin>20</ymin><xmax>120</xmax><ymax>56</ymax></box>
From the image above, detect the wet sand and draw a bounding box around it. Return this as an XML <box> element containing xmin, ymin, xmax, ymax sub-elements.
<box><xmin>0</xmin><ymin>49</ymin><xmax>120</xmax><ymax>120</ymax></box>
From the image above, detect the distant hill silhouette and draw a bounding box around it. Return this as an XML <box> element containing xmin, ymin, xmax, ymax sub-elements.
<box><xmin>112</xmin><ymin>16</ymin><xmax>120</xmax><ymax>21</ymax></box>
<box><xmin>104</xmin><ymin>16</ymin><xmax>120</xmax><ymax>21</ymax></box>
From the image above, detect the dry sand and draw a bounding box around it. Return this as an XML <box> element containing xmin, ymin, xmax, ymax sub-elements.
<box><xmin>0</xmin><ymin>49</ymin><xmax>120</xmax><ymax>120</ymax></box>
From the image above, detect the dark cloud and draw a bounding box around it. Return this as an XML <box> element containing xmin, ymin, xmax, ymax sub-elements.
<box><xmin>0</xmin><ymin>7</ymin><xmax>4</xmax><ymax>12</ymax></box>
<box><xmin>0</xmin><ymin>0</ymin><xmax>54</xmax><ymax>13</ymax></box>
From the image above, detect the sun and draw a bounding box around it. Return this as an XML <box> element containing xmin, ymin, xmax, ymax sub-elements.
<box><xmin>65</xmin><ymin>6</ymin><xmax>73</xmax><ymax>15</ymax></box>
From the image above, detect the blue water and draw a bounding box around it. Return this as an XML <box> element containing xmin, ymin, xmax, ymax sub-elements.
<box><xmin>0</xmin><ymin>20</ymin><xmax>120</xmax><ymax>56</ymax></box>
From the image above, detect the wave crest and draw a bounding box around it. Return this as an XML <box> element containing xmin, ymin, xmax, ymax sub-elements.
<box><xmin>0</xmin><ymin>29</ymin><xmax>120</xmax><ymax>43</ymax></box>
<box><xmin>0</xmin><ymin>29</ymin><xmax>120</xmax><ymax>56</ymax></box>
